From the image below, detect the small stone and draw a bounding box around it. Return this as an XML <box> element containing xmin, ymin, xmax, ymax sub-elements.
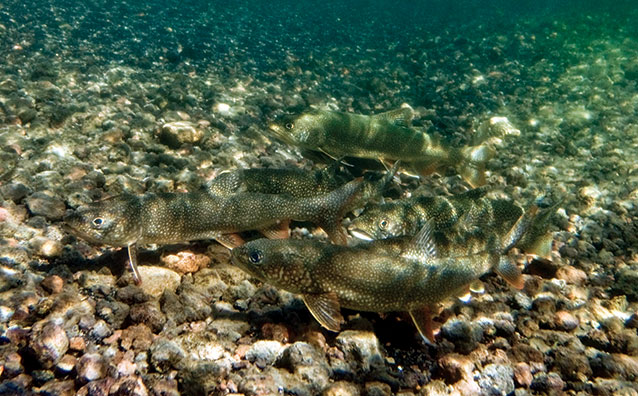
<box><xmin>30</xmin><ymin>322</ymin><xmax>69</xmax><ymax>368</ymax></box>
<box><xmin>513</xmin><ymin>362</ymin><xmax>532</xmax><ymax>387</ymax></box>
<box><xmin>555</xmin><ymin>265</ymin><xmax>587</xmax><ymax>285</ymax></box>
<box><xmin>440</xmin><ymin>319</ymin><xmax>483</xmax><ymax>354</ymax></box>
<box><xmin>41</xmin><ymin>275</ymin><xmax>64</xmax><ymax>294</ymax></box>
<box><xmin>552</xmin><ymin>349</ymin><xmax>592</xmax><ymax>382</ymax></box>
<box><xmin>56</xmin><ymin>354</ymin><xmax>77</xmax><ymax>374</ymax></box>
<box><xmin>109</xmin><ymin>376</ymin><xmax>149</xmax><ymax>396</ymax></box>
<box><xmin>261</xmin><ymin>322</ymin><xmax>290</xmax><ymax>343</ymax></box>
<box><xmin>246</xmin><ymin>340</ymin><xmax>284</xmax><ymax>368</ymax></box>
<box><xmin>160</xmin><ymin>121</ymin><xmax>204</xmax><ymax>148</ymax></box>
<box><xmin>478</xmin><ymin>364</ymin><xmax>514</xmax><ymax>396</ymax></box>
<box><xmin>160</xmin><ymin>250</ymin><xmax>210</xmax><ymax>275</ymax></box>
<box><xmin>120</xmin><ymin>324</ymin><xmax>154</xmax><ymax>351</ymax></box>
<box><xmin>77</xmin><ymin>378</ymin><xmax>114</xmax><ymax>396</ymax></box>
<box><xmin>277</xmin><ymin>342</ymin><xmax>324</xmax><ymax>371</ymax></box>
<box><xmin>149</xmin><ymin>339</ymin><xmax>185</xmax><ymax>372</ymax></box>
<box><xmin>89</xmin><ymin>319</ymin><xmax>112</xmax><ymax>339</ymax></box>
<box><xmin>335</xmin><ymin>330</ymin><xmax>385</xmax><ymax>373</ymax></box>
<box><xmin>3</xmin><ymin>352</ymin><xmax>24</xmax><ymax>377</ymax></box>
<box><xmin>530</xmin><ymin>372</ymin><xmax>564</xmax><ymax>393</ymax></box>
<box><xmin>136</xmin><ymin>266</ymin><xmax>181</xmax><ymax>299</ymax></box>
<box><xmin>129</xmin><ymin>301</ymin><xmax>166</xmax><ymax>333</ymax></box>
<box><xmin>32</xmin><ymin>369</ymin><xmax>55</xmax><ymax>386</ymax></box>
<box><xmin>34</xmin><ymin>379</ymin><xmax>75</xmax><ymax>396</ymax></box>
<box><xmin>0</xmin><ymin>182</ymin><xmax>31</xmax><ymax>203</ymax></box>
<box><xmin>76</xmin><ymin>353</ymin><xmax>106</xmax><ymax>382</ymax></box>
<box><xmin>25</xmin><ymin>191</ymin><xmax>66</xmax><ymax>221</ymax></box>
<box><xmin>626</xmin><ymin>313</ymin><xmax>638</xmax><ymax>329</ymax></box>
<box><xmin>365</xmin><ymin>381</ymin><xmax>391</xmax><ymax>396</ymax></box>
<box><xmin>31</xmin><ymin>237</ymin><xmax>63</xmax><ymax>258</ymax></box>
<box><xmin>69</xmin><ymin>336</ymin><xmax>86</xmax><ymax>352</ymax></box>
<box><xmin>438</xmin><ymin>353</ymin><xmax>475</xmax><ymax>383</ymax></box>
<box><xmin>554</xmin><ymin>310</ymin><xmax>579</xmax><ymax>331</ymax></box>
<box><xmin>322</xmin><ymin>381</ymin><xmax>361</xmax><ymax>396</ymax></box>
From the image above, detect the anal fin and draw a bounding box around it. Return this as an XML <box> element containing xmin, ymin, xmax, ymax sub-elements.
<box><xmin>409</xmin><ymin>306</ymin><xmax>436</xmax><ymax>344</ymax></box>
<box><xmin>303</xmin><ymin>292</ymin><xmax>344</xmax><ymax>332</ymax></box>
<box><xmin>215</xmin><ymin>233</ymin><xmax>245</xmax><ymax>249</ymax></box>
<box><xmin>260</xmin><ymin>220</ymin><xmax>291</xmax><ymax>239</ymax></box>
<box><xmin>127</xmin><ymin>243</ymin><xmax>142</xmax><ymax>285</ymax></box>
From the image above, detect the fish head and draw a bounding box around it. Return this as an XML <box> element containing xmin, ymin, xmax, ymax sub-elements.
<box><xmin>64</xmin><ymin>194</ymin><xmax>142</xmax><ymax>247</ymax></box>
<box><xmin>349</xmin><ymin>203</ymin><xmax>408</xmax><ymax>241</ymax></box>
<box><xmin>231</xmin><ymin>239</ymin><xmax>321</xmax><ymax>293</ymax></box>
<box><xmin>268</xmin><ymin>112</ymin><xmax>326</xmax><ymax>148</ymax></box>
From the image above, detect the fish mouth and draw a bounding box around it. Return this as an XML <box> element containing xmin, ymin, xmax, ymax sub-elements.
<box><xmin>348</xmin><ymin>228</ymin><xmax>374</xmax><ymax>241</ymax></box>
<box><xmin>267</xmin><ymin>123</ymin><xmax>294</xmax><ymax>144</ymax></box>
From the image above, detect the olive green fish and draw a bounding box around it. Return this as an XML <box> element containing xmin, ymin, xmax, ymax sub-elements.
<box><xmin>349</xmin><ymin>188</ymin><xmax>556</xmax><ymax>259</ymax></box>
<box><xmin>65</xmin><ymin>178</ymin><xmax>365</xmax><ymax>284</ymax></box>
<box><xmin>232</xmin><ymin>205</ymin><xmax>536</xmax><ymax>342</ymax></box>
<box><xmin>269</xmin><ymin>106</ymin><xmax>494</xmax><ymax>187</ymax></box>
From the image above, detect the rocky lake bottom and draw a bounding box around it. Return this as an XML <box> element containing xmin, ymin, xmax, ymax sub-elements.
<box><xmin>1</xmin><ymin>1</ymin><xmax>638</xmax><ymax>395</ymax></box>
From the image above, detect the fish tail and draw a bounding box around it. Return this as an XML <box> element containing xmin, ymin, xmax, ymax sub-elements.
<box><xmin>312</xmin><ymin>178</ymin><xmax>366</xmax><ymax>245</ymax></box>
<box><xmin>458</xmin><ymin>143</ymin><xmax>494</xmax><ymax>187</ymax></box>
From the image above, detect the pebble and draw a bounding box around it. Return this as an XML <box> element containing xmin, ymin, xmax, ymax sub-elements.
<box><xmin>322</xmin><ymin>381</ymin><xmax>361</xmax><ymax>396</ymax></box>
<box><xmin>136</xmin><ymin>266</ymin><xmax>181</xmax><ymax>299</ymax></box>
<box><xmin>513</xmin><ymin>362</ymin><xmax>533</xmax><ymax>387</ymax></box>
<box><xmin>149</xmin><ymin>339</ymin><xmax>186</xmax><ymax>372</ymax></box>
<box><xmin>277</xmin><ymin>342</ymin><xmax>324</xmax><ymax>370</ymax></box>
<box><xmin>29</xmin><ymin>321</ymin><xmax>69</xmax><ymax>368</ymax></box>
<box><xmin>552</xmin><ymin>349</ymin><xmax>592</xmax><ymax>382</ymax></box>
<box><xmin>335</xmin><ymin>330</ymin><xmax>385</xmax><ymax>373</ymax></box>
<box><xmin>41</xmin><ymin>275</ymin><xmax>64</xmax><ymax>294</ymax></box>
<box><xmin>55</xmin><ymin>354</ymin><xmax>77</xmax><ymax>374</ymax></box>
<box><xmin>34</xmin><ymin>379</ymin><xmax>75</xmax><ymax>396</ymax></box>
<box><xmin>530</xmin><ymin>372</ymin><xmax>565</xmax><ymax>393</ymax></box>
<box><xmin>555</xmin><ymin>265</ymin><xmax>588</xmax><ymax>285</ymax></box>
<box><xmin>440</xmin><ymin>319</ymin><xmax>483</xmax><ymax>354</ymax></box>
<box><xmin>25</xmin><ymin>191</ymin><xmax>66</xmax><ymax>221</ymax></box>
<box><xmin>478</xmin><ymin>364</ymin><xmax>514</xmax><ymax>396</ymax></box>
<box><xmin>76</xmin><ymin>352</ymin><xmax>106</xmax><ymax>382</ymax></box>
<box><xmin>129</xmin><ymin>301</ymin><xmax>166</xmax><ymax>333</ymax></box>
<box><xmin>160</xmin><ymin>250</ymin><xmax>210</xmax><ymax>275</ymax></box>
<box><xmin>437</xmin><ymin>353</ymin><xmax>475</xmax><ymax>383</ymax></box>
<box><xmin>31</xmin><ymin>237</ymin><xmax>63</xmax><ymax>258</ymax></box>
<box><xmin>160</xmin><ymin>121</ymin><xmax>204</xmax><ymax>148</ymax></box>
<box><xmin>0</xmin><ymin>182</ymin><xmax>31</xmax><ymax>203</ymax></box>
<box><xmin>245</xmin><ymin>340</ymin><xmax>284</xmax><ymax>368</ymax></box>
<box><xmin>554</xmin><ymin>310</ymin><xmax>579</xmax><ymax>331</ymax></box>
<box><xmin>364</xmin><ymin>381</ymin><xmax>391</xmax><ymax>396</ymax></box>
<box><xmin>89</xmin><ymin>319</ymin><xmax>113</xmax><ymax>340</ymax></box>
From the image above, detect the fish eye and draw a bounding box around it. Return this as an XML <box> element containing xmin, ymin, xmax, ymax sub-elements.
<box><xmin>92</xmin><ymin>217</ymin><xmax>105</xmax><ymax>228</ymax></box>
<box><xmin>284</xmin><ymin>122</ymin><xmax>294</xmax><ymax>130</ymax></box>
<box><xmin>378</xmin><ymin>219</ymin><xmax>389</xmax><ymax>230</ymax></box>
<box><xmin>249</xmin><ymin>250</ymin><xmax>263</xmax><ymax>264</ymax></box>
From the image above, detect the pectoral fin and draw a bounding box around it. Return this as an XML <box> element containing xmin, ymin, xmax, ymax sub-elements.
<box><xmin>260</xmin><ymin>220</ymin><xmax>291</xmax><ymax>239</ymax></box>
<box><xmin>401</xmin><ymin>220</ymin><xmax>438</xmax><ymax>262</ymax></box>
<box><xmin>409</xmin><ymin>306</ymin><xmax>436</xmax><ymax>344</ymax></box>
<box><xmin>303</xmin><ymin>292</ymin><xmax>344</xmax><ymax>332</ymax></box>
<box><xmin>495</xmin><ymin>256</ymin><xmax>525</xmax><ymax>289</ymax></box>
<box><xmin>127</xmin><ymin>243</ymin><xmax>142</xmax><ymax>285</ymax></box>
<box><xmin>215</xmin><ymin>233</ymin><xmax>245</xmax><ymax>249</ymax></box>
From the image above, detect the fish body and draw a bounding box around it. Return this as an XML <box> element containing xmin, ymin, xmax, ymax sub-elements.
<box><xmin>231</xmin><ymin>206</ymin><xmax>535</xmax><ymax>342</ymax></box>
<box><xmin>349</xmin><ymin>188</ymin><xmax>555</xmax><ymax>259</ymax></box>
<box><xmin>207</xmin><ymin>165</ymin><xmax>344</xmax><ymax>197</ymax></box>
<box><xmin>269</xmin><ymin>107</ymin><xmax>494</xmax><ymax>187</ymax></box>
<box><xmin>65</xmin><ymin>178</ymin><xmax>366</xmax><ymax>283</ymax></box>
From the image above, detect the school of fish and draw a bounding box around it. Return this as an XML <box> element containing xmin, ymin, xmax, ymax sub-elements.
<box><xmin>65</xmin><ymin>105</ymin><xmax>558</xmax><ymax>341</ymax></box>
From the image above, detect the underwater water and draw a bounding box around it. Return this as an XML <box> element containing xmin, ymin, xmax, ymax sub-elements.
<box><xmin>1</xmin><ymin>0</ymin><xmax>638</xmax><ymax>394</ymax></box>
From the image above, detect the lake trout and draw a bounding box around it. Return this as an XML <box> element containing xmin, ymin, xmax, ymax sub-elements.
<box><xmin>64</xmin><ymin>178</ymin><xmax>365</xmax><ymax>284</ymax></box>
<box><xmin>349</xmin><ymin>188</ymin><xmax>556</xmax><ymax>259</ymax></box>
<box><xmin>231</xmin><ymin>205</ymin><xmax>537</xmax><ymax>342</ymax></box>
<box><xmin>269</xmin><ymin>106</ymin><xmax>495</xmax><ymax>187</ymax></box>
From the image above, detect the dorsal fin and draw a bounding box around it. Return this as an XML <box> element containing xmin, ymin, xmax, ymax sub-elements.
<box><xmin>401</xmin><ymin>221</ymin><xmax>437</xmax><ymax>261</ymax></box>
<box><xmin>373</xmin><ymin>106</ymin><xmax>414</xmax><ymax>127</ymax></box>
<box><xmin>303</xmin><ymin>292</ymin><xmax>344</xmax><ymax>332</ymax></box>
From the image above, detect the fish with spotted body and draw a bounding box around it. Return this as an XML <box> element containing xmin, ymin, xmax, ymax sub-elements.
<box><xmin>269</xmin><ymin>106</ymin><xmax>500</xmax><ymax>187</ymax></box>
<box><xmin>64</xmin><ymin>167</ymin><xmax>391</xmax><ymax>284</ymax></box>
<box><xmin>231</xmin><ymin>204</ymin><xmax>539</xmax><ymax>342</ymax></box>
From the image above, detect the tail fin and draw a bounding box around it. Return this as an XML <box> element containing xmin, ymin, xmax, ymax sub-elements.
<box><xmin>311</xmin><ymin>178</ymin><xmax>366</xmax><ymax>245</ymax></box>
<box><xmin>517</xmin><ymin>196</ymin><xmax>561</xmax><ymax>259</ymax></box>
<box><xmin>459</xmin><ymin>144</ymin><xmax>495</xmax><ymax>187</ymax></box>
